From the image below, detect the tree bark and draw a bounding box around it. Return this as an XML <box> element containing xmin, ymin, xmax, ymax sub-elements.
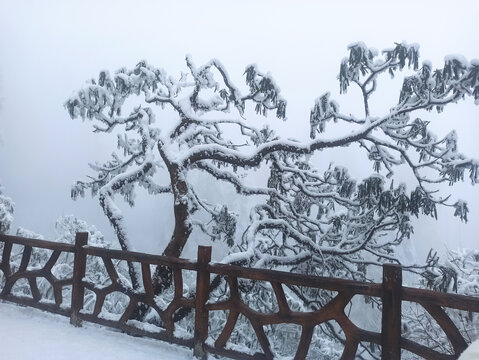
<box><xmin>134</xmin><ymin>146</ymin><xmax>194</xmax><ymax>321</ymax></box>
<box><xmin>162</xmin><ymin>165</ymin><xmax>192</xmax><ymax>258</ymax></box>
<box><xmin>153</xmin><ymin>162</ymin><xmax>192</xmax><ymax>294</ymax></box>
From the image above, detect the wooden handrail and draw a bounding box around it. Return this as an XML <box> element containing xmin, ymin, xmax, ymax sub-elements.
<box><xmin>208</xmin><ymin>262</ymin><xmax>384</xmax><ymax>297</ymax></box>
<box><xmin>402</xmin><ymin>286</ymin><xmax>479</xmax><ymax>312</ymax></box>
<box><xmin>0</xmin><ymin>233</ymin><xmax>75</xmax><ymax>252</ymax></box>
<box><xmin>82</xmin><ymin>245</ymin><xmax>198</xmax><ymax>270</ymax></box>
<box><xmin>0</xmin><ymin>233</ymin><xmax>477</xmax><ymax>360</ymax></box>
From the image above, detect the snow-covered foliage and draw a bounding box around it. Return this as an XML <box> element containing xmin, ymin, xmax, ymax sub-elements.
<box><xmin>7</xmin><ymin>227</ymin><xmax>48</xmax><ymax>296</ymax></box>
<box><xmin>52</xmin><ymin>215</ymin><xmax>131</xmax><ymax>314</ymax></box>
<box><xmin>1</xmin><ymin>215</ymin><xmax>131</xmax><ymax>315</ymax></box>
<box><xmin>16</xmin><ymin>227</ymin><xmax>43</xmax><ymax>240</ymax></box>
<box><xmin>55</xmin><ymin>215</ymin><xmax>106</xmax><ymax>246</ymax></box>
<box><xmin>206</xmin><ymin>279</ymin><xmax>343</xmax><ymax>358</ymax></box>
<box><xmin>402</xmin><ymin>249</ymin><xmax>479</xmax><ymax>357</ymax></box>
<box><xmin>0</xmin><ymin>186</ymin><xmax>14</xmax><ymax>235</ymax></box>
<box><xmin>448</xmin><ymin>249</ymin><xmax>479</xmax><ymax>298</ymax></box>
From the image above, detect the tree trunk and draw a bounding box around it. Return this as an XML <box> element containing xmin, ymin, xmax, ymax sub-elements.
<box><xmin>162</xmin><ymin>168</ymin><xmax>192</xmax><ymax>258</ymax></box>
<box><xmin>134</xmin><ymin>147</ymin><xmax>194</xmax><ymax>322</ymax></box>
<box><xmin>153</xmin><ymin>164</ymin><xmax>192</xmax><ymax>294</ymax></box>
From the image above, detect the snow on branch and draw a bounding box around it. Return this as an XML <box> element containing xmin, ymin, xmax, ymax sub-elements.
<box><xmin>66</xmin><ymin>44</ymin><xmax>478</xmax><ymax>299</ymax></box>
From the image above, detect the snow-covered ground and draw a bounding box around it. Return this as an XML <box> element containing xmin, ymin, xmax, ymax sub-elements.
<box><xmin>0</xmin><ymin>302</ymin><xmax>193</xmax><ymax>360</ymax></box>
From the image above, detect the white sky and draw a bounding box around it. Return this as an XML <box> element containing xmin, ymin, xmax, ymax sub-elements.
<box><xmin>0</xmin><ymin>0</ymin><xmax>478</xmax><ymax>261</ymax></box>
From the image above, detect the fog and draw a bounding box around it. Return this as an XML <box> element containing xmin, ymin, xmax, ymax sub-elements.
<box><xmin>0</xmin><ymin>0</ymin><xmax>478</xmax><ymax>261</ymax></box>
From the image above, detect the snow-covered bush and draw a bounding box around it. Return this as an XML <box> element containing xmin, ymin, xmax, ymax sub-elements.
<box><xmin>1</xmin><ymin>214</ymin><xmax>131</xmax><ymax>315</ymax></box>
<box><xmin>0</xmin><ymin>186</ymin><xmax>14</xmax><ymax>289</ymax></box>
<box><xmin>0</xmin><ymin>186</ymin><xmax>14</xmax><ymax>235</ymax></box>
<box><xmin>7</xmin><ymin>227</ymin><xmax>46</xmax><ymax>296</ymax></box>
<box><xmin>52</xmin><ymin>215</ymin><xmax>131</xmax><ymax>314</ymax></box>
<box><xmin>402</xmin><ymin>249</ymin><xmax>479</xmax><ymax>358</ymax></box>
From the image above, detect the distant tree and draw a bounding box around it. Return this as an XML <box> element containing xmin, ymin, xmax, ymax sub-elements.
<box><xmin>52</xmin><ymin>215</ymin><xmax>131</xmax><ymax>315</ymax></box>
<box><xmin>66</xmin><ymin>42</ymin><xmax>479</xmax><ymax>295</ymax></box>
<box><xmin>2</xmin><ymin>214</ymin><xmax>131</xmax><ymax>315</ymax></box>
<box><xmin>0</xmin><ymin>186</ymin><xmax>14</xmax><ymax>235</ymax></box>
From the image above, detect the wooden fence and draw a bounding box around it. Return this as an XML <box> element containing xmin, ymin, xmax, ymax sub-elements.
<box><xmin>0</xmin><ymin>232</ymin><xmax>478</xmax><ymax>360</ymax></box>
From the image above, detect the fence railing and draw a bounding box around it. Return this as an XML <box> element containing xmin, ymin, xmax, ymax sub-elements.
<box><xmin>0</xmin><ymin>232</ymin><xmax>478</xmax><ymax>360</ymax></box>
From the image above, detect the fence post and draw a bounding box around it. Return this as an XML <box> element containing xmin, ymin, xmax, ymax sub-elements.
<box><xmin>194</xmin><ymin>246</ymin><xmax>212</xmax><ymax>359</ymax></box>
<box><xmin>70</xmin><ymin>232</ymin><xmax>88</xmax><ymax>327</ymax></box>
<box><xmin>381</xmin><ymin>263</ymin><xmax>402</xmax><ymax>360</ymax></box>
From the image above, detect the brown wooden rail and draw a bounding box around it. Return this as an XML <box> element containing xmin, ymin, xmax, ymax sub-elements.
<box><xmin>0</xmin><ymin>232</ymin><xmax>478</xmax><ymax>359</ymax></box>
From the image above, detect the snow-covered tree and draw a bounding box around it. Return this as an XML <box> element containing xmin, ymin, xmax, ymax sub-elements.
<box><xmin>66</xmin><ymin>42</ymin><xmax>479</xmax><ymax>293</ymax></box>
<box><xmin>66</xmin><ymin>55</ymin><xmax>287</xmax><ymax>289</ymax></box>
